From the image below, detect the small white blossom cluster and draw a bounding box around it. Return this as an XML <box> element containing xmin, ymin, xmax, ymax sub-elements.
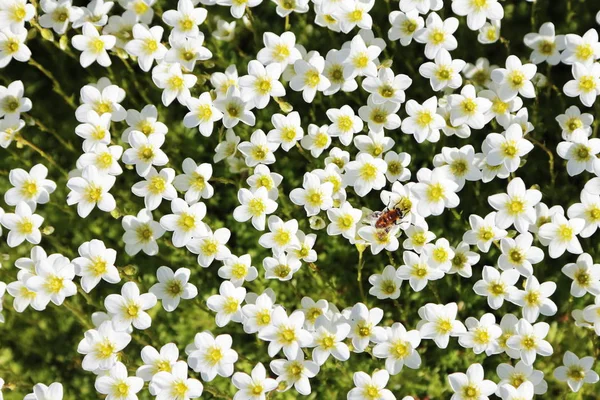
<box><xmin>2</xmin><ymin>0</ymin><xmax>600</xmax><ymax>399</ymax></box>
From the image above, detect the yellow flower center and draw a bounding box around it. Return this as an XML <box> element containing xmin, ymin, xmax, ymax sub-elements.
<box><xmin>558</xmin><ymin>224</ymin><xmax>573</xmax><ymax>241</ymax></box>
<box><xmin>435</xmin><ymin>66</ymin><xmax>452</xmax><ymax>81</ymax></box>
<box><xmin>279</xmin><ymin>327</ymin><xmax>297</xmax><ymax>344</ymax></box>
<box><xmin>348</xmin><ymin>9</ymin><xmax>363</xmax><ymax>23</ymax></box>
<box><xmin>96</xmin><ymin>340</ymin><xmax>116</xmax><ymax>359</ymax></box>
<box><xmin>462</xmin><ymin>385</ymin><xmax>480</xmax><ymax>399</ymax></box>
<box><xmin>231</xmin><ymin>263</ymin><xmax>247</xmax><ymax>279</ymax></box>
<box><xmin>136</xmin><ymin>224</ymin><xmax>154</xmax><ymax>242</ymax></box>
<box><xmin>84</xmin><ymin>184</ymin><xmax>104</xmax><ymax>203</ymax></box>
<box><xmin>538</xmin><ymin>40</ymin><xmax>555</xmax><ymax>55</ymax></box>
<box><xmin>274</xmin><ymin>263</ymin><xmax>291</xmax><ymax>278</ymax></box>
<box><xmin>416</xmin><ymin>111</ymin><xmax>433</xmax><ymax>127</ymax></box>
<box><xmin>576</xmin><ymin>43</ymin><xmax>593</xmax><ymax>61</ymax></box>
<box><xmin>167</xmin><ymin>280</ymin><xmax>183</xmax><ymax>296</ymax></box>
<box><xmin>90</xmin><ymin>38</ymin><xmax>105</xmax><ymax>53</ymax></box>
<box><xmin>274</xmin><ymin>228</ymin><xmax>291</xmax><ymax>246</ymax></box>
<box><xmin>180</xmin><ymin>17</ymin><xmax>194</xmax><ymax>31</ymax></box>
<box><xmin>305</xmin><ymin>70</ymin><xmax>321</xmax><ymax>87</ymax></box>
<box><xmin>256</xmin><ymin>77</ymin><xmax>272</xmax><ymax>94</ymax></box>
<box><xmin>45</xmin><ymin>275</ymin><xmax>64</xmax><ymax>294</ymax></box>
<box><xmin>430</xmin><ymin>29</ymin><xmax>445</xmax><ymax>45</ymax></box>
<box><xmin>579</xmin><ymin>76</ymin><xmax>596</xmax><ymax>92</ymax></box>
<box><xmin>205</xmin><ymin>346</ymin><xmax>223</xmax><ymax>365</ymax></box>
<box><xmin>248</xmin><ymin>198</ymin><xmax>266</xmax><ymax>216</ymax></box>
<box><xmin>148</xmin><ymin>176</ymin><xmax>167</xmax><ymax>194</ymax></box>
<box><xmin>507</xmin><ymin>198</ymin><xmax>525</xmax><ymax>215</ymax></box>
<box><xmin>90</xmin><ymin>257</ymin><xmax>108</xmax><ymax>276</ymax></box>
<box><xmin>201</xmin><ymin>239</ymin><xmax>218</xmax><ymax>256</ymax></box>
<box><xmin>138</xmin><ymin>145</ymin><xmax>155</xmax><ymax>162</ymax></box>
<box><xmin>144</xmin><ymin>38</ymin><xmax>159</xmax><ymax>53</ymax></box>
<box><xmin>20</xmin><ymin>180</ymin><xmax>38</xmax><ymax>198</ymax></box>
<box><xmin>437</xmin><ymin>318</ymin><xmax>453</xmax><ymax>334</ymax></box>
<box><xmin>360</xmin><ymin>163</ymin><xmax>378</xmax><ymax>181</ymax></box>
<box><xmin>97</xmin><ymin>152</ymin><xmax>114</xmax><ymax>169</ymax></box>
<box><xmin>223</xmin><ymin>296</ymin><xmax>239</xmax><ymax>314</ymax></box>
<box><xmin>177</xmin><ymin>213</ymin><xmax>196</xmax><ymax>231</ymax></box>
<box><xmin>337</xmin><ymin>115</ymin><xmax>354</xmax><ymax>132</ymax></box>
<box><xmin>427</xmin><ymin>183</ymin><xmax>445</xmax><ymax>202</ymax></box>
<box><xmin>273</xmin><ymin>44</ymin><xmax>290</xmax><ymax>61</ymax></box>
<box><xmin>508</xmin><ymin>71</ymin><xmax>525</xmax><ymax>88</ymax></box>
<box><xmin>392</xmin><ymin>340</ymin><xmax>409</xmax><ymax>358</ymax></box>
<box><xmin>489</xmin><ymin>281</ymin><xmax>506</xmax><ymax>296</ymax></box>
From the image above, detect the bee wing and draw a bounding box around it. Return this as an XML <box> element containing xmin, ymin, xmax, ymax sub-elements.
<box><xmin>367</xmin><ymin>211</ymin><xmax>382</xmax><ymax>224</ymax></box>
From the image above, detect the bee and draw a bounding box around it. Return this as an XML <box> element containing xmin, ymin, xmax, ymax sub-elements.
<box><xmin>372</xmin><ymin>197</ymin><xmax>412</xmax><ymax>231</ymax></box>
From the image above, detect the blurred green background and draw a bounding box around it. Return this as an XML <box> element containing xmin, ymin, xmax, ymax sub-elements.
<box><xmin>1</xmin><ymin>0</ymin><xmax>600</xmax><ymax>398</ymax></box>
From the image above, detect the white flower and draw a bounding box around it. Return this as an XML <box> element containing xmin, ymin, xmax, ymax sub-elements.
<box><xmin>401</xmin><ymin>97</ymin><xmax>445</xmax><ymax>143</ymax></box>
<box><xmin>473</xmin><ymin>266</ymin><xmax>519</xmax><ymax>310</ymax></box>
<box><xmin>75</xmin><ymin>111</ymin><xmax>112</xmax><ymax>151</ymax></box>
<box><xmin>267</xmin><ymin>111</ymin><xmax>304</xmax><ymax>152</ymax></box>
<box><xmin>76</xmin><ymin>80</ymin><xmax>126</xmax><ymax>123</ymax></box>
<box><xmin>256</xmin><ymin>31</ymin><xmax>301</xmax><ymax>68</ymax></box>
<box><xmin>187</xmin><ymin>332</ymin><xmax>238</xmax><ymax>381</ymax></box>
<box><xmin>0</xmin><ymin>80</ymin><xmax>31</xmax><ymax>119</ymax></box>
<box><xmin>72</xmin><ymin>22</ymin><xmax>115</xmax><ymax>67</ymax></box>
<box><xmin>322</xmin><ymin>48</ymin><xmax>357</xmax><ymax>95</ymax></box>
<box><xmin>263</xmin><ymin>253</ymin><xmax>301</xmax><ymax>281</ymax></box>
<box><xmin>561</xmin><ymin>253</ymin><xmax>600</xmax><ymax>297</ymax></box>
<box><xmin>76</xmin><ymin>144</ymin><xmax>123</xmax><ymax>176</ymax></box>
<box><xmin>4</xmin><ymin>164</ymin><xmax>56</xmax><ymax>211</ymax></box>
<box><xmin>347</xmin><ymin>370</ymin><xmax>395</xmax><ymax>400</ymax></box>
<box><xmin>182</xmin><ymin>92</ymin><xmax>222</xmax><ymax>137</ymax></box>
<box><xmin>567</xmin><ymin>189</ymin><xmax>600</xmax><ymax>237</ymax></box>
<box><xmin>1</xmin><ymin>201</ymin><xmax>43</xmax><ymax>247</ymax></box>
<box><xmin>136</xmin><ymin>343</ymin><xmax>178</xmax><ymax>382</ymax></box>
<box><xmin>459</xmin><ymin>313</ymin><xmax>502</xmax><ymax>355</ymax></box>
<box><xmin>23</xmin><ymin>382</ymin><xmax>64</xmax><ymax>400</ymax></box>
<box><xmin>72</xmin><ymin>0</ymin><xmax>113</xmax><ymax>28</ymax></box>
<box><xmin>558</xmin><ymin>131</ymin><xmax>600</xmax><ymax>176</ymax></box>
<box><xmin>397</xmin><ymin>250</ymin><xmax>443</xmax><ymax>292</ymax></box>
<box><xmin>122</xmin><ymin>131</ymin><xmax>168</xmax><ymax>177</ymax></box>
<box><xmin>269</xmin><ymin>351</ymin><xmax>319</xmax><ymax>396</ymax></box>
<box><xmin>488</xmin><ymin>177</ymin><xmax>541</xmax><ymax>233</ymax></box>
<box><xmin>172</xmin><ymin>158</ymin><xmax>213</xmax><ymax>204</ymax></box>
<box><xmin>309</xmin><ymin>315</ymin><xmax>350</xmax><ymax>364</ymax></box>
<box><xmin>553</xmin><ymin>351</ymin><xmax>600</xmax><ymax>392</ymax></box>
<box><xmin>95</xmin><ymin>362</ymin><xmax>144</xmax><ymax>400</ymax></box>
<box><xmin>448</xmin><ymin>242</ymin><xmax>479</xmax><ymax>278</ymax></box>
<box><xmin>403</xmin><ymin>224</ymin><xmax>435</xmax><ymax>253</ymax></box>
<box><xmin>290</xmin><ymin>172</ymin><xmax>334</xmax><ymax>216</ymax></box>
<box><xmin>272</xmin><ymin>0</ymin><xmax>308</xmax><ymax>17</ymax></box>
<box><xmin>218</xmin><ymin>254</ymin><xmax>258</xmax><ymax>287</ymax></box>
<box><xmin>131</xmin><ymin>167</ymin><xmax>176</xmax><ymax>211</ymax></box>
<box><xmin>372</xmin><ymin>322</ymin><xmax>421</xmax><ymax>375</ymax></box>
<box><xmin>448</xmin><ymin>363</ymin><xmax>497</xmax><ymax>400</ymax></box>
<box><xmin>412</xmin><ymin>167</ymin><xmax>460</xmax><ymax>217</ymax></box>
<box><xmin>239</xmin><ymin>60</ymin><xmax>285</xmax><ymax>109</ymax></box>
<box><xmin>524</xmin><ymin>22</ymin><xmax>565</xmax><ymax>65</ymax></box>
<box><xmin>491</xmin><ymin>55</ymin><xmax>537</xmax><ymax>101</ymax></box>
<box><xmin>419</xmin><ymin>49</ymin><xmax>465</xmax><ymax>91</ymax></box>
<box><xmin>160</xmin><ymin>198</ymin><xmax>208</xmax><ymax>247</ymax></box>
<box><xmin>347</xmin><ymin>303</ymin><xmax>385</xmax><ymax>353</ymax></box>
<box><xmin>399</xmin><ymin>0</ymin><xmax>442</xmax><ymax>14</ymax></box>
<box><xmin>66</xmin><ymin>165</ymin><xmax>116</xmax><ymax>218</ymax></box>
<box><xmin>73</xmin><ymin>239</ymin><xmax>120</xmax><ymax>293</ymax></box>
<box><xmin>343</xmin><ymin>34</ymin><xmax>381</xmax><ymax>80</ymax></box>
<box><xmin>336</xmin><ymin>0</ymin><xmax>374</xmax><ymax>34</ymax></box>
<box><xmin>358</xmin><ymin>225</ymin><xmax>400</xmax><ymax>255</ymax></box>
<box><xmin>151</xmin><ymin>360</ymin><xmax>203</xmax><ymax>400</ymax></box>
<box><xmin>217</xmin><ymin>0</ymin><xmax>262</xmax><ymax>19</ymax></box>
<box><xmin>289</xmin><ymin>52</ymin><xmax>330</xmax><ymax>103</ymax></box>
<box><xmin>211</xmin><ymin>64</ymin><xmax>239</xmax><ymax>97</ymax></box>
<box><xmin>165</xmin><ymin>35</ymin><xmax>212</xmax><ymax>71</ymax></box>
<box><xmin>358</xmin><ymin>98</ymin><xmax>401</xmax><ymax>133</ymax></box>
<box><xmin>384</xmin><ymin>151</ymin><xmax>411</xmax><ymax>183</ymax></box>
<box><xmin>233</xmin><ymin>187</ymin><xmax>278</xmax><ymax>231</ymax></box>
<box><xmin>206</xmin><ymin>281</ymin><xmax>246</xmax><ymax>327</ymax></box>
<box><xmin>462</xmin><ymin>212</ymin><xmax>507</xmax><ymax>252</ymax></box>
<box><xmin>435</xmin><ymin>145</ymin><xmax>482</xmax><ymax>191</ymax></box>
<box><xmin>498</xmin><ymin>232</ymin><xmax>544</xmax><ymax>276</ymax></box>
<box><xmin>362</xmin><ymin>67</ymin><xmax>412</xmax><ymax>105</ymax></box>
<box><xmin>327</xmin><ymin>104</ymin><xmax>363</xmax><ymax>146</ymax></box>
<box><xmin>122</xmin><ymin>208</ymin><xmax>165</xmax><ymax>256</ymax></box>
<box><xmin>563</xmin><ymin>62</ymin><xmax>600</xmax><ymax>107</ymax></box>
<box><xmin>232</xmin><ymin>362</ymin><xmax>277</xmax><ymax>400</ymax></box>
<box><xmin>506</xmin><ymin>319</ymin><xmax>553</xmax><ymax>365</ymax></box>
<box><xmin>25</xmin><ymin>254</ymin><xmax>76</xmax><ymax>307</ymax></box>
<box><xmin>39</xmin><ymin>0</ymin><xmax>83</xmax><ymax>34</ymax></box>
<box><xmin>556</xmin><ymin>105</ymin><xmax>593</xmax><ymax>140</ymax></box>
<box><xmin>344</xmin><ymin>153</ymin><xmax>387</xmax><ymax>197</ymax></box>
<box><xmin>451</xmin><ymin>0</ymin><xmax>503</xmax><ymax>31</ymax></box>
<box><xmin>448</xmin><ymin>84</ymin><xmax>492</xmax><ymax>129</ymax></box>
<box><xmin>538</xmin><ymin>214</ymin><xmax>584</xmax><ymax>258</ymax></box>
<box><xmin>150</xmin><ymin>266</ymin><xmax>197</xmax><ymax>312</ymax></box>
<box><xmin>484</xmin><ymin>124</ymin><xmax>533</xmax><ymax>173</ymax></box>
<box><xmin>583</xmin><ymin>296</ymin><xmax>600</xmax><ymax>334</ymax></box>
<box><xmin>301</xmin><ymin>123</ymin><xmax>331</xmax><ymax>157</ymax></box>
<box><xmin>214</xmin><ymin>129</ymin><xmax>240</xmax><ymax>162</ymax></box>
<box><xmin>496</xmin><ymin>360</ymin><xmax>548</xmax><ymax>395</ymax></box>
<box><xmin>562</xmin><ymin>28</ymin><xmax>600</xmax><ymax>66</ymax></box>
<box><xmin>0</xmin><ymin>27</ymin><xmax>31</xmax><ymax>68</ymax></box>
<box><xmin>105</xmin><ymin>281</ymin><xmax>157</xmax><ymax>331</ymax></box>
<box><xmin>77</xmin><ymin>321</ymin><xmax>131</xmax><ymax>371</ymax></box>
<box><xmin>258</xmin><ymin>307</ymin><xmax>312</xmax><ymax>359</ymax></box>
<box><xmin>124</xmin><ymin>24</ymin><xmax>167</xmax><ymax>71</ymax></box>
<box><xmin>152</xmin><ymin>63</ymin><xmax>197</xmax><ymax>106</ymax></box>
<box><xmin>413</xmin><ymin>12</ymin><xmax>459</xmax><ymax>59</ymax></box>
<box><xmin>388</xmin><ymin>10</ymin><xmax>424</xmax><ymax>46</ymax></box>
<box><xmin>258</xmin><ymin>216</ymin><xmax>300</xmax><ymax>255</ymax></box>
<box><xmin>423</xmin><ymin>238</ymin><xmax>454</xmax><ymax>272</ymax></box>
<box><xmin>509</xmin><ymin>275</ymin><xmax>557</xmax><ymax>322</ymax></box>
<box><xmin>238</xmin><ymin>129</ymin><xmax>278</xmax><ymax>167</ymax></box>
<box><xmin>187</xmin><ymin>227</ymin><xmax>231</xmax><ymax>268</ymax></box>
<box><xmin>162</xmin><ymin>0</ymin><xmax>206</xmax><ymax>38</ymax></box>
<box><xmin>417</xmin><ymin>302</ymin><xmax>466</xmax><ymax>349</ymax></box>
<box><xmin>326</xmin><ymin>201</ymin><xmax>363</xmax><ymax>240</ymax></box>
<box><xmin>368</xmin><ymin>265</ymin><xmax>402</xmax><ymax>300</ymax></box>
<box><xmin>122</xmin><ymin>104</ymin><xmax>167</xmax><ymax>141</ymax></box>
<box><xmin>242</xmin><ymin>292</ymin><xmax>276</xmax><ymax>334</ymax></box>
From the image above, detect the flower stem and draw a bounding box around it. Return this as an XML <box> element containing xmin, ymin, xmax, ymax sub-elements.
<box><xmin>28</xmin><ymin>58</ymin><xmax>77</xmax><ymax>110</ymax></box>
